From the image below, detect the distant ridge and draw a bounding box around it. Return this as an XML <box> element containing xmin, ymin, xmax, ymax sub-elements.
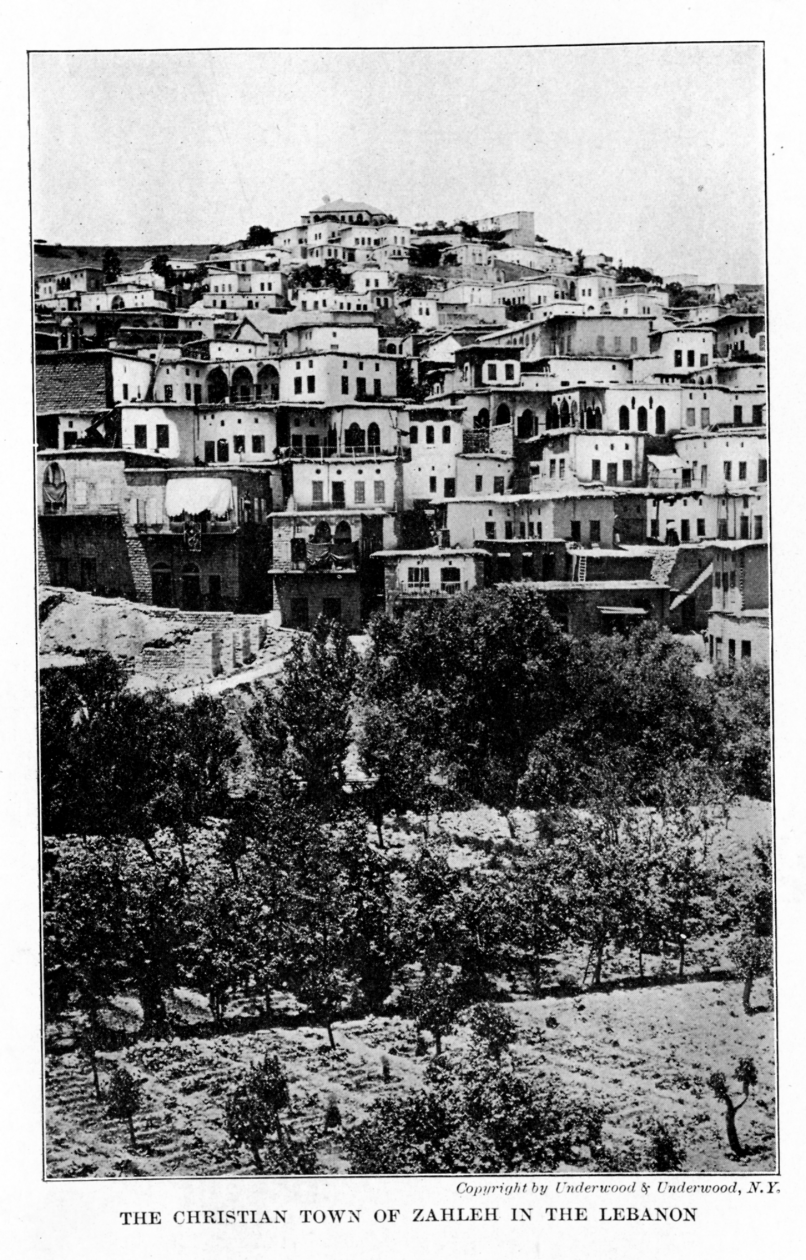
<box><xmin>33</xmin><ymin>242</ymin><xmax>214</xmax><ymax>279</ymax></box>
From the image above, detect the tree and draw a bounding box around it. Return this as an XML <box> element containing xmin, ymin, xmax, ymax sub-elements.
<box><xmin>225</xmin><ymin>1055</ymin><xmax>292</xmax><ymax>1170</ymax></box>
<box><xmin>396</xmin><ymin>273</ymin><xmax>432</xmax><ymax>298</ymax></box>
<box><xmin>101</xmin><ymin>248</ymin><xmax>121</xmax><ymax>283</ymax></box>
<box><xmin>411</xmin><ymin>964</ymin><xmax>462</xmax><ymax>1055</ymax></box>
<box><xmin>712</xmin><ymin>663</ymin><xmax>771</xmax><ymax>800</ymax></box>
<box><xmin>151</xmin><ymin>253</ymin><xmax>176</xmax><ymax>287</ymax></box>
<box><xmin>106</xmin><ymin>1066</ymin><xmax>142</xmax><ymax>1150</ymax></box>
<box><xmin>245</xmin><ymin>225</ymin><xmax>274</xmax><ymax>247</ymax></box>
<box><xmin>708</xmin><ymin>1057</ymin><xmax>757</xmax><ymax>1158</ymax></box>
<box><xmin>465</xmin><ymin>1002</ymin><xmax>518</xmax><ymax>1061</ymax></box>
<box><xmin>616</xmin><ymin>265</ymin><xmax>663</xmax><ymax>286</ymax></box>
<box><xmin>505</xmin><ymin>302</ymin><xmax>532</xmax><ymax>322</ymax></box>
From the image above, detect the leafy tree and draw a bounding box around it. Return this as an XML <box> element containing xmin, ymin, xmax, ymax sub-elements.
<box><xmin>712</xmin><ymin>663</ymin><xmax>771</xmax><ymax>800</ymax></box>
<box><xmin>507</xmin><ymin>838</ymin><xmax>570</xmax><ymax>990</ymax></box>
<box><xmin>505</xmin><ymin>302</ymin><xmax>532</xmax><ymax>322</ymax></box>
<box><xmin>729</xmin><ymin>934</ymin><xmax>773</xmax><ymax>1014</ymax></box>
<box><xmin>106</xmin><ymin>1066</ymin><xmax>142</xmax><ymax>1150</ymax></box>
<box><xmin>43</xmin><ymin>836</ymin><xmax>126</xmax><ymax>1025</ymax></box>
<box><xmin>151</xmin><ymin>253</ymin><xmax>176</xmax><ymax>287</ymax></box>
<box><xmin>616</xmin><ymin>265</ymin><xmax>663</xmax><ymax>286</ymax></box>
<box><xmin>409</xmin><ymin>242</ymin><xmax>447</xmax><ymax>269</ymax></box>
<box><xmin>465</xmin><ymin>1002</ymin><xmax>518</xmax><ymax>1061</ymax></box>
<box><xmin>708</xmin><ymin>1058</ymin><xmax>758</xmax><ymax>1158</ymax></box>
<box><xmin>726</xmin><ymin>835</ymin><xmax>773</xmax><ymax>1011</ymax></box>
<box><xmin>245</xmin><ymin>225</ymin><xmax>274</xmax><ymax>247</ymax></box>
<box><xmin>75</xmin><ymin>1021</ymin><xmax>104</xmax><ymax>1101</ymax></box>
<box><xmin>225</xmin><ymin>1054</ymin><xmax>291</xmax><ymax>1170</ymax></box>
<box><xmin>101</xmin><ymin>248</ymin><xmax>121</xmax><ymax>283</ymax></box>
<box><xmin>361</xmin><ymin>587</ymin><xmax>568</xmax><ymax>811</ymax></box>
<box><xmin>410</xmin><ymin>963</ymin><xmax>462</xmax><ymax>1055</ymax></box>
<box><xmin>396</xmin><ymin>273</ymin><xmax>432</xmax><ymax>298</ymax></box>
<box><xmin>188</xmin><ymin>867</ymin><xmax>256</xmax><ymax>1027</ymax></box>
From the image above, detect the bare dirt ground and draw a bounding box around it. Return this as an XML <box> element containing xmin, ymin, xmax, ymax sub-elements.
<box><xmin>43</xmin><ymin>798</ymin><xmax>775</xmax><ymax>1179</ymax></box>
<box><xmin>44</xmin><ymin>973</ymin><xmax>775</xmax><ymax>1179</ymax></box>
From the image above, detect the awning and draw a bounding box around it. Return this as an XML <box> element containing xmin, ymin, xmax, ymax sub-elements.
<box><xmin>598</xmin><ymin>606</ymin><xmax>648</xmax><ymax>617</ymax></box>
<box><xmin>165</xmin><ymin>477</ymin><xmax>232</xmax><ymax>518</ymax></box>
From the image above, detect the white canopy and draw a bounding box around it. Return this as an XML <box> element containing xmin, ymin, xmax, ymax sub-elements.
<box><xmin>165</xmin><ymin>477</ymin><xmax>232</xmax><ymax>518</ymax></box>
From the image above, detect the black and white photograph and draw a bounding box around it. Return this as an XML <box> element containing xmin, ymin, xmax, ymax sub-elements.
<box><xmin>29</xmin><ymin>39</ymin><xmax>776</xmax><ymax>1184</ymax></box>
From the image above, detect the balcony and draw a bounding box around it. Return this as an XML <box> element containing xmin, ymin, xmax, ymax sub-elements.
<box><xmin>396</xmin><ymin>581</ymin><xmax>466</xmax><ymax>598</ymax></box>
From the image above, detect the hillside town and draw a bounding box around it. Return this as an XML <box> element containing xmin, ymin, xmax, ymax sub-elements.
<box><xmin>35</xmin><ymin>199</ymin><xmax>768</xmax><ymax>670</ymax></box>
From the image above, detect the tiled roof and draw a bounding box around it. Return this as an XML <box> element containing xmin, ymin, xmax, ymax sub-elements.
<box><xmin>36</xmin><ymin>357</ymin><xmax>109</xmax><ymax>413</ymax></box>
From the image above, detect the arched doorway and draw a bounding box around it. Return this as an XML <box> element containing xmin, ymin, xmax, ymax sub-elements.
<box><xmin>151</xmin><ymin>563</ymin><xmax>173</xmax><ymax>607</ymax></box>
<box><xmin>206</xmin><ymin>367</ymin><xmax>229</xmax><ymax>404</ymax></box>
<box><xmin>231</xmin><ymin>366</ymin><xmax>254</xmax><ymax>403</ymax></box>
<box><xmin>619</xmin><ymin>405</ymin><xmax>630</xmax><ymax>431</ymax></box>
<box><xmin>367</xmin><ymin>422</ymin><xmax>381</xmax><ymax>452</ymax></box>
<box><xmin>637</xmin><ymin>405</ymin><xmax>648</xmax><ymax>432</ymax></box>
<box><xmin>181</xmin><ymin>564</ymin><xmax>202</xmax><ymax>610</ymax></box>
<box><xmin>313</xmin><ymin>521</ymin><xmax>332</xmax><ymax>544</ymax></box>
<box><xmin>256</xmin><ymin>364</ymin><xmax>280</xmax><ymax>401</ymax></box>
<box><xmin>495</xmin><ymin>403</ymin><xmax>511</xmax><ymax>427</ymax></box>
<box><xmin>655</xmin><ymin>405</ymin><xmax>666</xmax><ymax>435</ymax></box>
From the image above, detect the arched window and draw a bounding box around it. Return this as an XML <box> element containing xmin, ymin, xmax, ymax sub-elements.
<box><xmin>560</xmin><ymin>399</ymin><xmax>570</xmax><ymax>425</ymax></box>
<box><xmin>495</xmin><ymin>403</ymin><xmax>511</xmax><ymax>427</ymax></box>
<box><xmin>442</xmin><ymin>425</ymin><xmax>451</xmax><ymax>444</ymax></box>
<box><xmin>570</xmin><ymin>400</ymin><xmax>578</xmax><ymax>423</ymax></box>
<box><xmin>345</xmin><ymin>422</ymin><xmax>365</xmax><ymax>453</ymax></box>
<box><xmin>256</xmin><ymin>364</ymin><xmax>279</xmax><ymax>401</ymax></box>
<box><xmin>334</xmin><ymin>520</ymin><xmax>352</xmax><ymax>546</ymax></box>
<box><xmin>517</xmin><ymin>409</ymin><xmax>534</xmax><ymax>439</ymax></box>
<box><xmin>43</xmin><ymin>462</ymin><xmax>66</xmax><ymax>513</ymax></box>
<box><xmin>547</xmin><ymin>404</ymin><xmax>560</xmax><ymax>430</ymax></box>
<box><xmin>313</xmin><ymin>521</ymin><xmax>332</xmax><ymax>544</ymax></box>
<box><xmin>367</xmin><ymin>422</ymin><xmax>381</xmax><ymax>452</ymax></box>
<box><xmin>474</xmin><ymin>408</ymin><xmax>490</xmax><ymax>431</ymax></box>
<box><xmin>637</xmin><ymin>406</ymin><xmax>648</xmax><ymax>431</ymax></box>
<box><xmin>655</xmin><ymin>405</ymin><xmax>666</xmax><ymax>435</ymax></box>
<box><xmin>619</xmin><ymin>405</ymin><xmax>630</xmax><ymax>431</ymax></box>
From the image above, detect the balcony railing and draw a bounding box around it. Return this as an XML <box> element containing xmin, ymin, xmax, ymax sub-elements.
<box><xmin>397</xmin><ymin>581</ymin><xmax>466</xmax><ymax>598</ymax></box>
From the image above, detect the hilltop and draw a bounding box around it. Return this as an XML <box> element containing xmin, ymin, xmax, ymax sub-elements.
<box><xmin>33</xmin><ymin>241</ymin><xmax>214</xmax><ymax>279</ymax></box>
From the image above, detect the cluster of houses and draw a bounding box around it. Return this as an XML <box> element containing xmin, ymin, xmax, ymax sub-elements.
<box><xmin>35</xmin><ymin>199</ymin><xmax>769</xmax><ymax>668</ymax></box>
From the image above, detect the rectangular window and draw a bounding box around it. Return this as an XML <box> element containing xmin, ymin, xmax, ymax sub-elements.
<box><xmin>591</xmin><ymin>459</ymin><xmax>601</xmax><ymax>481</ymax></box>
<box><xmin>674</xmin><ymin>350</ymin><xmax>683</xmax><ymax>367</ymax></box>
<box><xmin>134</xmin><ymin>424</ymin><xmax>147</xmax><ymax>449</ymax></box>
<box><xmin>342</xmin><ymin>376</ymin><xmax>349</xmax><ymax>394</ymax></box>
<box><xmin>697</xmin><ymin>518</ymin><xmax>706</xmax><ymax>537</ymax></box>
<box><xmin>728</xmin><ymin>639</ymin><xmax>736</xmax><ymax>663</ymax></box>
<box><xmin>741</xmin><ymin>641</ymin><xmax>752</xmax><ymax>659</ymax></box>
<box><xmin>739</xmin><ymin>515</ymin><xmax>749</xmax><ymax>540</ymax></box>
<box><xmin>204</xmin><ymin>440</ymin><xmax>215</xmax><ymax>463</ymax></box>
<box><xmin>331</xmin><ymin>481</ymin><xmax>346</xmax><ymax>507</ymax></box>
<box><xmin>505</xmin><ymin>520</ymin><xmax>514</xmax><ymax>540</ymax></box>
<box><xmin>351</xmin><ymin>480</ymin><xmax>364</xmax><ymax>505</ymax></box>
<box><xmin>614</xmin><ymin>336</ymin><xmax>621</xmax><ymax>352</ymax></box>
<box><xmin>252</xmin><ymin>435</ymin><xmax>265</xmax><ymax>454</ymax></box>
<box><xmin>596</xmin><ymin>336</ymin><xmax>606</xmax><ymax>352</ymax></box>
<box><xmin>682</xmin><ymin>468</ymin><xmax>692</xmax><ymax>488</ymax></box>
<box><xmin>733</xmin><ymin>405</ymin><xmax>743</xmax><ymax>425</ymax></box>
<box><xmin>549</xmin><ymin>459</ymin><xmax>556</xmax><ymax>478</ymax></box>
<box><xmin>164</xmin><ymin>385</ymin><xmax>173</xmax><ymax>402</ymax></box>
<box><xmin>356</xmin><ymin>378</ymin><xmax>366</xmax><ymax>398</ymax></box>
<box><xmin>570</xmin><ymin>520</ymin><xmax>581</xmax><ymax>542</ymax></box>
<box><xmin>493</xmin><ymin>476</ymin><xmax>505</xmax><ymax>495</ymax></box>
<box><xmin>650</xmin><ymin>518</ymin><xmax>659</xmax><ymax>538</ymax></box>
<box><xmin>426</xmin><ymin>425</ymin><xmax>435</xmax><ymax>445</ymax></box>
<box><xmin>623</xmin><ymin>460</ymin><xmax>633</xmax><ymax>482</ymax></box>
<box><xmin>738</xmin><ymin>461</ymin><xmax>747</xmax><ymax>481</ymax></box>
<box><xmin>294</xmin><ymin>376</ymin><xmax>302</xmax><ymax>394</ymax></box>
<box><xmin>442</xmin><ymin>426</ymin><xmax>451</xmax><ymax>444</ymax></box>
<box><xmin>122</xmin><ymin>383</ymin><xmax>129</xmax><ymax>400</ymax></box>
<box><xmin>758</xmin><ymin>458</ymin><xmax>768</xmax><ymax>482</ymax></box>
<box><xmin>700</xmin><ymin>354</ymin><xmax>709</xmax><ymax>367</ymax></box>
<box><xmin>185</xmin><ymin>384</ymin><xmax>191</xmax><ymax>401</ymax></box>
<box><xmin>687</xmin><ymin>350</ymin><xmax>695</xmax><ymax>367</ymax></box>
<box><xmin>701</xmin><ymin>466</ymin><xmax>708</xmax><ymax>487</ymax></box>
<box><xmin>754</xmin><ymin>515</ymin><xmax>763</xmax><ymax>539</ymax></box>
<box><xmin>686</xmin><ymin>408</ymin><xmax>696</xmax><ymax>426</ymax></box>
<box><xmin>156</xmin><ymin>424</ymin><xmax>169</xmax><ymax>450</ymax></box>
<box><xmin>410</xmin><ymin>425</ymin><xmax>418</xmax><ymax>444</ymax></box>
<box><xmin>701</xmin><ymin>407</ymin><xmax>710</xmax><ymax>425</ymax></box>
<box><xmin>311</xmin><ymin>480</ymin><xmax>324</xmax><ymax>504</ymax></box>
<box><xmin>487</xmin><ymin>363</ymin><xmax>498</xmax><ymax>381</ymax></box>
<box><xmin>680</xmin><ymin>519</ymin><xmax>690</xmax><ymax>542</ymax></box>
<box><xmin>233</xmin><ymin>435</ymin><xmax>245</xmax><ymax>454</ymax></box>
<box><xmin>475</xmin><ymin>475</ymin><xmax>483</xmax><ymax>492</ymax></box>
<box><xmin>589</xmin><ymin>520</ymin><xmax>601</xmax><ymax>544</ymax></box>
<box><xmin>606</xmin><ymin>463</ymin><xmax>617</xmax><ymax>485</ymax></box>
<box><xmin>290</xmin><ymin>598</ymin><xmax>309</xmax><ymax>629</ymax></box>
<box><xmin>373</xmin><ymin>379</ymin><xmax>381</xmax><ymax>398</ymax></box>
<box><xmin>724</xmin><ymin>462</ymin><xmax>732</xmax><ymax>481</ymax></box>
<box><xmin>444</xmin><ymin>478</ymin><xmax>456</xmax><ymax>498</ymax></box>
<box><xmin>504</xmin><ymin>363</ymin><xmax>515</xmax><ymax>381</ymax></box>
<box><xmin>485</xmin><ymin>521</ymin><xmax>496</xmax><ymax>539</ymax></box>
<box><xmin>194</xmin><ymin>384</ymin><xmax>202</xmax><ymax>404</ymax></box>
<box><xmin>558</xmin><ymin>459</ymin><xmax>565</xmax><ymax>479</ymax></box>
<box><xmin>752</xmin><ymin>405</ymin><xmax>764</xmax><ymax>425</ymax></box>
<box><xmin>306</xmin><ymin>375</ymin><xmax>316</xmax><ymax>393</ymax></box>
<box><xmin>630</xmin><ymin>337</ymin><xmax>638</xmax><ymax>352</ymax></box>
<box><xmin>374</xmin><ymin>481</ymin><xmax>385</xmax><ymax>503</ymax></box>
<box><xmin>429</xmin><ymin>476</ymin><xmax>437</xmax><ymax>493</ymax></box>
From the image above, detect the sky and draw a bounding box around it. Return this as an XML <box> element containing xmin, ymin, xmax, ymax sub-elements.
<box><xmin>29</xmin><ymin>44</ymin><xmax>766</xmax><ymax>282</ymax></box>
